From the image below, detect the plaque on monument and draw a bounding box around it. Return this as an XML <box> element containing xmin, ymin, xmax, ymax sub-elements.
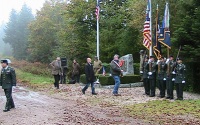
<box><xmin>119</xmin><ymin>54</ymin><xmax>134</xmax><ymax>75</ymax></box>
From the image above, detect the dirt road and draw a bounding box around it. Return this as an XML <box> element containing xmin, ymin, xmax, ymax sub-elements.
<box><xmin>0</xmin><ymin>84</ymin><xmax>200</xmax><ymax>125</ymax></box>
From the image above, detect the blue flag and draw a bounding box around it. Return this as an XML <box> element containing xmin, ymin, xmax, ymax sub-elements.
<box><xmin>158</xmin><ymin>2</ymin><xmax>171</xmax><ymax>49</ymax></box>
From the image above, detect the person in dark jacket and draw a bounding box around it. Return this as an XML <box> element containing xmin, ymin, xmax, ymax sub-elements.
<box><xmin>110</xmin><ymin>54</ymin><xmax>123</xmax><ymax>96</ymax></box>
<box><xmin>175</xmin><ymin>58</ymin><xmax>186</xmax><ymax>100</ymax></box>
<box><xmin>142</xmin><ymin>56</ymin><xmax>150</xmax><ymax>95</ymax></box>
<box><xmin>166</xmin><ymin>56</ymin><xmax>176</xmax><ymax>99</ymax></box>
<box><xmin>157</xmin><ymin>57</ymin><xmax>167</xmax><ymax>98</ymax></box>
<box><xmin>0</xmin><ymin>59</ymin><xmax>16</xmax><ymax>112</ymax></box>
<box><xmin>147</xmin><ymin>56</ymin><xmax>157</xmax><ymax>97</ymax></box>
<box><xmin>82</xmin><ymin>58</ymin><xmax>97</xmax><ymax>95</ymax></box>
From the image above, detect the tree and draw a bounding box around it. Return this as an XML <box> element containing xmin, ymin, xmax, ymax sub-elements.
<box><xmin>0</xmin><ymin>23</ymin><xmax>12</xmax><ymax>56</ymax></box>
<box><xmin>172</xmin><ymin>0</ymin><xmax>200</xmax><ymax>61</ymax></box>
<box><xmin>3</xmin><ymin>4</ymin><xmax>34</xmax><ymax>59</ymax></box>
<box><xmin>28</xmin><ymin>0</ymin><xmax>64</xmax><ymax>63</ymax></box>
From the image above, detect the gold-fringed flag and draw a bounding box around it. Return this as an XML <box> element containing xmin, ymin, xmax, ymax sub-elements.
<box><xmin>143</xmin><ymin>0</ymin><xmax>151</xmax><ymax>50</ymax></box>
<box><xmin>153</xmin><ymin>5</ymin><xmax>162</xmax><ymax>59</ymax></box>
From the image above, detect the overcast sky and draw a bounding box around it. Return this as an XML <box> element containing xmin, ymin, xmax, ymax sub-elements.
<box><xmin>0</xmin><ymin>0</ymin><xmax>46</xmax><ymax>24</ymax></box>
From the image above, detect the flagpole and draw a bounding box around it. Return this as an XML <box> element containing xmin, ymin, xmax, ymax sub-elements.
<box><xmin>149</xmin><ymin>0</ymin><xmax>153</xmax><ymax>56</ymax></box>
<box><xmin>96</xmin><ymin>0</ymin><xmax>100</xmax><ymax>60</ymax></box>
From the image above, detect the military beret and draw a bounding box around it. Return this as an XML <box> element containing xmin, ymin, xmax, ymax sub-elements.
<box><xmin>1</xmin><ymin>59</ymin><xmax>8</xmax><ymax>64</ymax></box>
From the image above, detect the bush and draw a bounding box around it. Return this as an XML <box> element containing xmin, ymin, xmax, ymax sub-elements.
<box><xmin>10</xmin><ymin>59</ymin><xmax>51</xmax><ymax>77</ymax></box>
<box><xmin>184</xmin><ymin>62</ymin><xmax>200</xmax><ymax>93</ymax></box>
<box><xmin>80</xmin><ymin>74</ymin><xmax>141</xmax><ymax>86</ymax></box>
<box><xmin>134</xmin><ymin>63</ymin><xmax>140</xmax><ymax>75</ymax></box>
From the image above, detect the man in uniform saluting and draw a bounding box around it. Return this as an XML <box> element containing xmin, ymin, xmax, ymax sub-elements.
<box><xmin>0</xmin><ymin>59</ymin><xmax>16</xmax><ymax>112</ymax></box>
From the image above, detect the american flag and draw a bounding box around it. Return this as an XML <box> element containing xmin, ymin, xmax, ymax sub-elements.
<box><xmin>95</xmin><ymin>5</ymin><xmax>100</xmax><ymax>20</ymax></box>
<box><xmin>143</xmin><ymin>1</ymin><xmax>151</xmax><ymax>50</ymax></box>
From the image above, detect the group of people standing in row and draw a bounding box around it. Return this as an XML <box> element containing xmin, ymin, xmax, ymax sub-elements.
<box><xmin>140</xmin><ymin>51</ymin><xmax>186</xmax><ymax>100</ymax></box>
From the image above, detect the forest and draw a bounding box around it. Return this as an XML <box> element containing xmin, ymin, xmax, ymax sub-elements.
<box><xmin>1</xmin><ymin>0</ymin><xmax>200</xmax><ymax>64</ymax></box>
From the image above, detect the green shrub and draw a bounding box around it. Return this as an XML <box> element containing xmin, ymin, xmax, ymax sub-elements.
<box><xmin>184</xmin><ymin>62</ymin><xmax>200</xmax><ymax>93</ymax></box>
<box><xmin>11</xmin><ymin>59</ymin><xmax>51</xmax><ymax>77</ymax></box>
<box><xmin>134</xmin><ymin>63</ymin><xmax>140</xmax><ymax>75</ymax></box>
<box><xmin>80</xmin><ymin>74</ymin><xmax>140</xmax><ymax>85</ymax></box>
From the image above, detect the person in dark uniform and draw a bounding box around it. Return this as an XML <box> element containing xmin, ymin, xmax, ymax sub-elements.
<box><xmin>0</xmin><ymin>59</ymin><xmax>16</xmax><ymax>112</ymax></box>
<box><xmin>166</xmin><ymin>56</ymin><xmax>176</xmax><ymax>99</ymax></box>
<box><xmin>157</xmin><ymin>57</ymin><xmax>167</xmax><ymax>98</ymax></box>
<box><xmin>147</xmin><ymin>56</ymin><xmax>157</xmax><ymax>97</ymax></box>
<box><xmin>142</xmin><ymin>56</ymin><xmax>150</xmax><ymax>95</ymax></box>
<box><xmin>82</xmin><ymin>58</ymin><xmax>97</xmax><ymax>95</ymax></box>
<box><xmin>175</xmin><ymin>58</ymin><xmax>186</xmax><ymax>100</ymax></box>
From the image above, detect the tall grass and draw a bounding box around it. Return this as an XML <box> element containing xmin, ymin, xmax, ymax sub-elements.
<box><xmin>11</xmin><ymin>59</ymin><xmax>52</xmax><ymax>77</ymax></box>
<box><xmin>16</xmin><ymin>69</ymin><xmax>53</xmax><ymax>85</ymax></box>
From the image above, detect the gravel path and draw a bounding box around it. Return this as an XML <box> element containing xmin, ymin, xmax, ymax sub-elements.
<box><xmin>0</xmin><ymin>84</ymin><xmax>200</xmax><ymax>125</ymax></box>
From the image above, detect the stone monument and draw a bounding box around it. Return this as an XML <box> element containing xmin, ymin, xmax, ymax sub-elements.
<box><xmin>119</xmin><ymin>54</ymin><xmax>134</xmax><ymax>75</ymax></box>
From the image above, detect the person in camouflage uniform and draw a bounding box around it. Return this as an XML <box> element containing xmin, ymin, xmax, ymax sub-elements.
<box><xmin>148</xmin><ymin>56</ymin><xmax>157</xmax><ymax>97</ymax></box>
<box><xmin>175</xmin><ymin>58</ymin><xmax>186</xmax><ymax>100</ymax></box>
<box><xmin>166</xmin><ymin>56</ymin><xmax>176</xmax><ymax>99</ymax></box>
<box><xmin>157</xmin><ymin>57</ymin><xmax>167</xmax><ymax>98</ymax></box>
<box><xmin>0</xmin><ymin>59</ymin><xmax>16</xmax><ymax>112</ymax></box>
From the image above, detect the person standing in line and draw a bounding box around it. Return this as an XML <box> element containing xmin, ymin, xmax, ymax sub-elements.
<box><xmin>157</xmin><ymin>57</ymin><xmax>167</xmax><ymax>98</ymax></box>
<box><xmin>49</xmin><ymin>57</ymin><xmax>62</xmax><ymax>89</ymax></box>
<box><xmin>110</xmin><ymin>54</ymin><xmax>123</xmax><ymax>96</ymax></box>
<box><xmin>147</xmin><ymin>56</ymin><xmax>157</xmax><ymax>97</ymax></box>
<box><xmin>82</xmin><ymin>58</ymin><xmax>97</xmax><ymax>95</ymax></box>
<box><xmin>93</xmin><ymin>56</ymin><xmax>102</xmax><ymax>84</ymax></box>
<box><xmin>175</xmin><ymin>58</ymin><xmax>186</xmax><ymax>100</ymax></box>
<box><xmin>0</xmin><ymin>59</ymin><xmax>16</xmax><ymax>112</ymax></box>
<box><xmin>166</xmin><ymin>56</ymin><xmax>176</xmax><ymax>99</ymax></box>
<box><xmin>139</xmin><ymin>50</ymin><xmax>146</xmax><ymax>81</ymax></box>
<box><xmin>142</xmin><ymin>56</ymin><xmax>150</xmax><ymax>95</ymax></box>
<box><xmin>72</xmin><ymin>59</ymin><xmax>80</xmax><ymax>83</ymax></box>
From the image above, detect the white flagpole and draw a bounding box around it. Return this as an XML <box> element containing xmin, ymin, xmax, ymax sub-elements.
<box><xmin>149</xmin><ymin>0</ymin><xmax>153</xmax><ymax>56</ymax></box>
<box><xmin>96</xmin><ymin>0</ymin><xmax>100</xmax><ymax>60</ymax></box>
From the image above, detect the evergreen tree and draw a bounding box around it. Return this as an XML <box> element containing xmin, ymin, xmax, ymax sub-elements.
<box><xmin>3</xmin><ymin>4</ymin><xmax>34</xmax><ymax>59</ymax></box>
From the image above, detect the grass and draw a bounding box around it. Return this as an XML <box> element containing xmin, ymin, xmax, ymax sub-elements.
<box><xmin>16</xmin><ymin>69</ymin><xmax>54</xmax><ymax>85</ymax></box>
<box><xmin>125</xmin><ymin>99</ymin><xmax>200</xmax><ymax>124</ymax></box>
